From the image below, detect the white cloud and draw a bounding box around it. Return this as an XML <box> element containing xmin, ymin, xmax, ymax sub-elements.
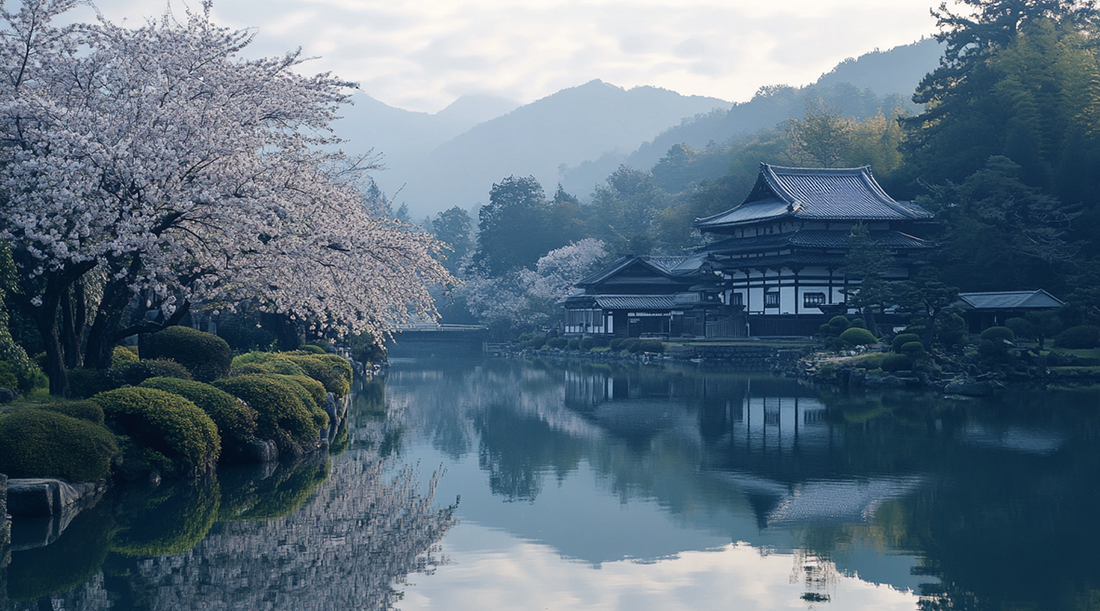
<box><xmin>71</xmin><ymin>0</ymin><xmax>938</xmax><ymax>112</ymax></box>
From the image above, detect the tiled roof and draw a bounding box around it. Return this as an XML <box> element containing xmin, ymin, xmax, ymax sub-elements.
<box><xmin>706</xmin><ymin>230</ymin><xmax>931</xmax><ymax>255</ymax></box>
<box><xmin>575</xmin><ymin>254</ymin><xmax>706</xmax><ymax>288</ymax></box>
<box><xmin>955</xmin><ymin>290</ymin><xmax>1064</xmax><ymax>310</ymax></box>
<box><xmin>697</xmin><ymin>164</ymin><xmax>933</xmax><ymax>230</ymax></box>
<box><xmin>593</xmin><ymin>295</ymin><xmax>679</xmax><ymax>310</ymax></box>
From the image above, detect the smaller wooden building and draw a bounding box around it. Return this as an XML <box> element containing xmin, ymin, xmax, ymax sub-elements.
<box><xmin>953</xmin><ymin>290</ymin><xmax>1064</xmax><ymax>333</ymax></box>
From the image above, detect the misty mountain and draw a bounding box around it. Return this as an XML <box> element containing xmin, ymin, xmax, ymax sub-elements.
<box><xmin>334</xmin><ymin>92</ymin><xmax>520</xmax><ymax>173</ymax></box>
<box><xmin>558</xmin><ymin>38</ymin><xmax>944</xmax><ymax>198</ymax></box>
<box><xmin>361</xmin><ymin>80</ymin><xmax>731</xmax><ymax>219</ymax></box>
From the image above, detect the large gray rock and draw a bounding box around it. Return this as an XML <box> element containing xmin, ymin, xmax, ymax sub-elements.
<box><xmin>244</xmin><ymin>439</ymin><xmax>279</xmax><ymax>463</ymax></box>
<box><xmin>6</xmin><ymin>478</ymin><xmax>98</xmax><ymax>517</ymax></box>
<box><xmin>0</xmin><ymin>388</ymin><xmax>16</xmax><ymax>403</ymax></box>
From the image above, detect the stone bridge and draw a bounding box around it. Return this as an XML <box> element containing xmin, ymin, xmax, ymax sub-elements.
<box><xmin>384</xmin><ymin>324</ymin><xmax>491</xmax><ymax>358</ymax></box>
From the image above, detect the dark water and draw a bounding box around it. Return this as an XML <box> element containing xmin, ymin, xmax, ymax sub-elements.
<box><xmin>3</xmin><ymin>357</ymin><xmax>1100</xmax><ymax>610</ymax></box>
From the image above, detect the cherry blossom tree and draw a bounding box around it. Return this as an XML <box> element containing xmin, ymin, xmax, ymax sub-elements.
<box><xmin>0</xmin><ymin>0</ymin><xmax>451</xmax><ymax>394</ymax></box>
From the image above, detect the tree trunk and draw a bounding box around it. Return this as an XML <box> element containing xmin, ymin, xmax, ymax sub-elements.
<box><xmin>60</xmin><ymin>283</ymin><xmax>86</xmax><ymax>369</ymax></box>
<box><xmin>84</xmin><ymin>275</ymin><xmax>136</xmax><ymax>370</ymax></box>
<box><xmin>33</xmin><ymin>271</ymin><xmax>71</xmax><ymax>396</ymax></box>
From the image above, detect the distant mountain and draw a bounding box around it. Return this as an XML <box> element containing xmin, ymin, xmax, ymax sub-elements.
<box><xmin>360</xmin><ymin>80</ymin><xmax>731</xmax><ymax>218</ymax></box>
<box><xmin>558</xmin><ymin>38</ymin><xmax>944</xmax><ymax>198</ymax></box>
<box><xmin>334</xmin><ymin>92</ymin><xmax>519</xmax><ymax>176</ymax></box>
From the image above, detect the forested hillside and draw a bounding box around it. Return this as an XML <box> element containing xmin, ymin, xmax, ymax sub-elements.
<box><xmin>434</xmin><ymin>0</ymin><xmax>1100</xmax><ymax>333</ymax></box>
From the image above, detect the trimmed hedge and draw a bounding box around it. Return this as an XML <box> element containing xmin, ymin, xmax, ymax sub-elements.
<box><xmin>111</xmin><ymin>346</ymin><xmax>140</xmax><ymax>367</ymax></box>
<box><xmin>839</xmin><ymin>327</ymin><xmax>878</xmax><ymax>346</ymax></box>
<box><xmin>980</xmin><ymin>326</ymin><xmax>1016</xmax><ymax>343</ymax></box>
<box><xmin>107</xmin><ymin>358</ymin><xmax>193</xmax><ymax>388</ymax></box>
<box><xmin>214</xmin><ymin>374</ymin><xmax>321</xmax><ymax>455</ymax></box>
<box><xmin>1054</xmin><ymin>325</ymin><xmax>1100</xmax><ymax>349</ymax></box>
<box><xmin>139</xmin><ymin>377</ymin><xmax>258</xmax><ymax>462</ymax></box>
<box><xmin>38</xmin><ymin>400</ymin><xmax>105</xmax><ymax>425</ymax></box>
<box><xmin>151</xmin><ymin>326</ymin><xmax>232</xmax><ymax>382</ymax></box>
<box><xmin>265</xmin><ymin>375</ymin><xmax>330</xmax><ymax>429</ymax></box>
<box><xmin>0</xmin><ymin>409</ymin><xmax>117</xmax><ymax>481</ymax></box>
<box><xmin>899</xmin><ymin>341</ymin><xmax>926</xmax><ymax>357</ymax></box>
<box><xmin>892</xmin><ymin>333</ymin><xmax>922</xmax><ymax>353</ymax></box>
<box><xmin>279</xmin><ymin>354</ymin><xmax>352</xmax><ymax>397</ymax></box>
<box><xmin>93</xmin><ymin>387</ymin><xmax>220</xmax><ymax>477</ymax></box>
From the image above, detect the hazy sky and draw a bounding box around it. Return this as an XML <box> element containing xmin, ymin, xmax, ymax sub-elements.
<box><xmin>69</xmin><ymin>0</ymin><xmax>941</xmax><ymax>113</ymax></box>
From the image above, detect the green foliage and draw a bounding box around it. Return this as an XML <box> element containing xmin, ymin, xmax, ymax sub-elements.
<box><xmin>110</xmin><ymin>479</ymin><xmax>220</xmax><ymax>557</ymax></box>
<box><xmin>265</xmin><ymin>374</ymin><xmax>330</xmax><ymax>429</ymax></box>
<box><xmin>546</xmin><ymin>337</ymin><xmax>568</xmax><ymax>349</ymax></box>
<box><xmin>474</xmin><ymin>175</ymin><xmax>566</xmax><ymax>275</ymax></box>
<box><xmin>880</xmin><ymin>353</ymin><xmax>914</xmax><ymax>372</ymax></box>
<box><xmin>1054</xmin><ymin>325</ymin><xmax>1100</xmax><ymax>349</ymax></box>
<box><xmin>93</xmin><ymin>387</ymin><xmax>220</xmax><ymax>477</ymax></box>
<box><xmin>279</xmin><ymin>353</ymin><xmax>352</xmax><ymax>397</ymax></box>
<box><xmin>138</xmin><ymin>377</ymin><xmax>258</xmax><ymax>462</ymax></box>
<box><xmin>214</xmin><ymin>374</ymin><xmax>321</xmax><ymax>455</ymax></box>
<box><xmin>0</xmin><ymin>360</ymin><xmax>17</xmax><ymax>389</ymax></box>
<box><xmin>111</xmin><ymin>346</ymin><xmax>139</xmax><ymax>367</ymax></box>
<box><xmin>297</xmin><ymin>343</ymin><xmax>326</xmax><ymax>354</ymax></box>
<box><xmin>580</xmin><ymin>337</ymin><xmax>596</xmax><ymax>350</ymax></box>
<box><xmin>981</xmin><ymin>326</ymin><xmax>1017</xmax><ymax>343</ymax></box>
<box><xmin>106</xmin><ymin>358</ymin><xmax>193</xmax><ymax>388</ymax></box>
<box><xmin>1005</xmin><ymin>317</ymin><xmax>1035</xmax><ymax>339</ymax></box>
<box><xmin>345</xmin><ymin>332</ymin><xmax>386</xmax><ymax>364</ymax></box>
<box><xmin>566</xmin><ymin>338</ymin><xmax>581</xmax><ymax>350</ymax></box>
<box><xmin>892</xmin><ymin>333</ymin><xmax>922</xmax><ymax>352</ymax></box>
<box><xmin>839</xmin><ymin>327</ymin><xmax>878</xmax><ymax>346</ymax></box>
<box><xmin>36</xmin><ymin>400</ymin><xmax>105</xmax><ymax>425</ymax></box>
<box><xmin>936</xmin><ymin>313</ymin><xmax>969</xmax><ymax>350</ymax></box>
<box><xmin>151</xmin><ymin>326</ymin><xmax>233</xmax><ymax>382</ymax></box>
<box><xmin>67</xmin><ymin>367</ymin><xmax>111</xmax><ymax>399</ymax></box>
<box><xmin>632</xmin><ymin>339</ymin><xmax>665</xmax><ymax>353</ymax></box>
<box><xmin>0</xmin><ymin>409</ymin><xmax>117</xmax><ymax>481</ymax></box>
<box><xmin>609</xmin><ymin>338</ymin><xmax>626</xmax><ymax>351</ymax></box>
<box><xmin>899</xmin><ymin>341</ymin><xmax>926</xmax><ymax>357</ymax></box>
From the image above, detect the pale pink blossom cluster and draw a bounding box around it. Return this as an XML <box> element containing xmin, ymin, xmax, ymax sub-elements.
<box><xmin>0</xmin><ymin>0</ymin><xmax>451</xmax><ymax>337</ymax></box>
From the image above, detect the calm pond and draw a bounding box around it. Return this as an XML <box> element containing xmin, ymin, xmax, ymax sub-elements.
<box><xmin>3</xmin><ymin>357</ymin><xmax>1100</xmax><ymax>610</ymax></box>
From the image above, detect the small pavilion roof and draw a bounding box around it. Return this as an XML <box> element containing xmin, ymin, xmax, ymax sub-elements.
<box><xmin>705</xmin><ymin>229</ymin><xmax>931</xmax><ymax>256</ymax></box>
<box><xmin>954</xmin><ymin>290</ymin><xmax>1064</xmax><ymax>311</ymax></box>
<box><xmin>696</xmin><ymin>164</ymin><xmax>933</xmax><ymax>230</ymax></box>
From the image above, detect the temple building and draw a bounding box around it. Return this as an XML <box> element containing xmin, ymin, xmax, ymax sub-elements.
<box><xmin>564</xmin><ymin>163</ymin><xmax>935</xmax><ymax>338</ymax></box>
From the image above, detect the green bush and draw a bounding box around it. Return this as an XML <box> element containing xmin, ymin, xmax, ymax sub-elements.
<box><xmin>110</xmin><ymin>480</ymin><xmax>219</xmax><ymax>557</ymax></box>
<box><xmin>105</xmin><ymin>358</ymin><xmax>193</xmax><ymax>389</ymax></box>
<box><xmin>214</xmin><ymin>374</ymin><xmax>321</xmax><ymax>455</ymax></box>
<box><xmin>634</xmin><ymin>339</ymin><xmax>665</xmax><ymax>353</ymax></box>
<box><xmin>828</xmin><ymin>316</ymin><xmax>851</xmax><ymax>333</ymax></box>
<box><xmin>566</xmin><ymin>338</ymin><xmax>581</xmax><ymax>350</ymax></box>
<box><xmin>38</xmin><ymin>400</ymin><xmax>105</xmax><ymax>425</ymax></box>
<box><xmin>580</xmin><ymin>337</ymin><xmax>596</xmax><ymax>350</ymax></box>
<box><xmin>111</xmin><ymin>346</ymin><xmax>140</xmax><ymax>367</ymax></box>
<box><xmin>618</xmin><ymin>338</ymin><xmax>639</xmax><ymax>353</ymax></box>
<box><xmin>0</xmin><ymin>361</ymin><xmax>18</xmax><ymax>389</ymax></box>
<box><xmin>849</xmin><ymin>318</ymin><xmax>866</xmax><ymax>329</ymax></box>
<box><xmin>980</xmin><ymin>326</ymin><xmax>1016</xmax><ymax>343</ymax></box>
<box><xmin>1005</xmin><ymin>317</ymin><xmax>1035</xmax><ymax>340</ymax></box>
<box><xmin>892</xmin><ymin>333</ymin><xmax>922</xmax><ymax>353</ymax></box>
<box><xmin>151</xmin><ymin>326</ymin><xmax>232</xmax><ymax>382</ymax></box>
<box><xmin>936</xmin><ymin>313</ymin><xmax>968</xmax><ymax>349</ymax></box>
<box><xmin>1054</xmin><ymin>325</ymin><xmax>1100</xmax><ymax>349</ymax></box>
<box><xmin>880</xmin><ymin>353</ymin><xmax>913</xmax><ymax>372</ymax></box>
<box><xmin>546</xmin><ymin>338</ymin><xmax>568</xmax><ymax>349</ymax></box>
<box><xmin>93</xmin><ymin>387</ymin><xmax>220</xmax><ymax>477</ymax></box>
<box><xmin>522</xmin><ymin>334</ymin><xmax>547</xmax><ymax>349</ymax></box>
<box><xmin>899</xmin><ymin>341</ymin><xmax>926</xmax><ymax>357</ymax></box>
<box><xmin>139</xmin><ymin>377</ymin><xmax>258</xmax><ymax>462</ymax></box>
<box><xmin>265</xmin><ymin>374</ymin><xmax>330</xmax><ymax>429</ymax></box>
<box><xmin>0</xmin><ymin>409</ymin><xmax>117</xmax><ymax>481</ymax></box>
<box><xmin>609</xmin><ymin>338</ymin><xmax>625</xmax><ymax>350</ymax></box>
<box><xmin>230</xmin><ymin>358</ymin><xmax>307</xmax><ymax>377</ymax></box>
<box><xmin>279</xmin><ymin>354</ymin><xmax>352</xmax><ymax>397</ymax></box>
<box><xmin>298</xmin><ymin>343</ymin><xmax>326</xmax><ymax>354</ymax></box>
<box><xmin>839</xmin><ymin>327</ymin><xmax>878</xmax><ymax>347</ymax></box>
<box><xmin>68</xmin><ymin>367</ymin><xmax>111</xmax><ymax>399</ymax></box>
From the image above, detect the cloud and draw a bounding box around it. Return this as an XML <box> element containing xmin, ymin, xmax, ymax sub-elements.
<box><xmin>68</xmin><ymin>0</ymin><xmax>937</xmax><ymax>112</ymax></box>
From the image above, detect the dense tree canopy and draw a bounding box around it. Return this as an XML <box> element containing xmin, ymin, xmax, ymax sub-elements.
<box><xmin>0</xmin><ymin>0</ymin><xmax>450</xmax><ymax>393</ymax></box>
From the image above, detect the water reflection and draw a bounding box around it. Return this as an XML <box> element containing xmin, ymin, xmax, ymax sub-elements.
<box><xmin>1</xmin><ymin>376</ymin><xmax>456</xmax><ymax>611</ymax></box>
<box><xmin>385</xmin><ymin>358</ymin><xmax>1100</xmax><ymax>610</ymax></box>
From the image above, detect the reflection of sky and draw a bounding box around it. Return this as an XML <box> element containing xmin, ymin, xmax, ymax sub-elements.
<box><xmin>399</xmin><ymin>524</ymin><xmax>920</xmax><ymax>611</ymax></box>
<box><xmin>963</xmin><ymin>424</ymin><xmax>1065</xmax><ymax>455</ymax></box>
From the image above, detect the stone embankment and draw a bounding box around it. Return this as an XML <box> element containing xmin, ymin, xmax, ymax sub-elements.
<box><xmin>494</xmin><ymin>342</ymin><xmax>804</xmax><ymax>370</ymax></box>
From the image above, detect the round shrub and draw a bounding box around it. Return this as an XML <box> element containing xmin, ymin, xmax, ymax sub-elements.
<box><xmin>848</xmin><ymin>318</ymin><xmax>866</xmax><ymax>329</ymax></box>
<box><xmin>106</xmin><ymin>358</ymin><xmax>193</xmax><ymax>388</ymax></box>
<box><xmin>214</xmin><ymin>374</ymin><xmax>321</xmax><ymax>454</ymax></box>
<box><xmin>566</xmin><ymin>338</ymin><xmax>581</xmax><ymax>350</ymax></box>
<box><xmin>111</xmin><ymin>346</ymin><xmax>140</xmax><ymax>367</ymax></box>
<box><xmin>0</xmin><ymin>361</ymin><xmax>18</xmax><ymax>389</ymax></box>
<box><xmin>230</xmin><ymin>358</ymin><xmax>307</xmax><ymax>377</ymax></box>
<box><xmin>270</xmin><ymin>374</ymin><xmax>326</xmax><ymax>408</ymax></box>
<box><xmin>279</xmin><ymin>354</ymin><xmax>352</xmax><ymax>397</ymax></box>
<box><xmin>1005</xmin><ymin>317</ymin><xmax>1035</xmax><ymax>340</ymax></box>
<box><xmin>980</xmin><ymin>326</ymin><xmax>1016</xmax><ymax>343</ymax></box>
<box><xmin>580</xmin><ymin>337</ymin><xmax>596</xmax><ymax>350</ymax></box>
<box><xmin>298</xmin><ymin>343</ymin><xmax>326</xmax><ymax>354</ymax></box>
<box><xmin>609</xmin><ymin>338</ymin><xmax>625</xmax><ymax>350</ymax></box>
<box><xmin>618</xmin><ymin>338</ymin><xmax>639</xmax><ymax>353</ymax></box>
<box><xmin>828</xmin><ymin>316</ymin><xmax>850</xmax><ymax>333</ymax></box>
<box><xmin>1054</xmin><ymin>325</ymin><xmax>1100</xmax><ymax>349</ymax></box>
<box><xmin>899</xmin><ymin>341</ymin><xmax>926</xmax><ymax>357</ymax></box>
<box><xmin>880</xmin><ymin>353</ymin><xmax>913</xmax><ymax>372</ymax></box>
<box><xmin>265</xmin><ymin>374</ymin><xmax>330</xmax><ymax>429</ymax></box>
<box><xmin>546</xmin><ymin>338</ymin><xmax>568</xmax><ymax>349</ymax></box>
<box><xmin>139</xmin><ymin>377</ymin><xmax>258</xmax><ymax>462</ymax></box>
<box><xmin>839</xmin><ymin>327</ymin><xmax>878</xmax><ymax>347</ymax></box>
<box><xmin>892</xmin><ymin>333</ymin><xmax>922</xmax><ymax>353</ymax></box>
<box><xmin>93</xmin><ymin>387</ymin><xmax>220</xmax><ymax>477</ymax></box>
<box><xmin>936</xmin><ymin>313</ymin><xmax>968</xmax><ymax>349</ymax></box>
<box><xmin>150</xmin><ymin>326</ymin><xmax>232</xmax><ymax>382</ymax></box>
<box><xmin>38</xmin><ymin>400</ymin><xmax>105</xmax><ymax>425</ymax></box>
<box><xmin>67</xmin><ymin>367</ymin><xmax>111</xmax><ymax>399</ymax></box>
<box><xmin>0</xmin><ymin>409</ymin><xmax>117</xmax><ymax>481</ymax></box>
<box><xmin>635</xmin><ymin>339</ymin><xmax>664</xmax><ymax>353</ymax></box>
